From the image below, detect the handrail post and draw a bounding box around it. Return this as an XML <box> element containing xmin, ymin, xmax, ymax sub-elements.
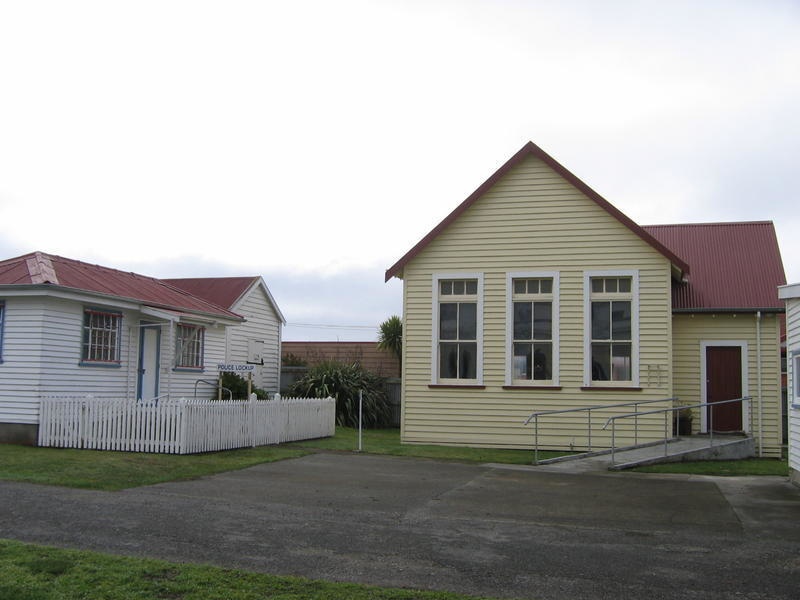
<box><xmin>610</xmin><ymin>419</ymin><xmax>616</xmax><ymax>465</ymax></box>
<box><xmin>663</xmin><ymin>410</ymin><xmax>668</xmax><ymax>456</ymax></box>
<box><xmin>587</xmin><ymin>408</ymin><xmax>592</xmax><ymax>452</ymax></box>
<box><xmin>634</xmin><ymin>402</ymin><xmax>639</xmax><ymax>446</ymax></box>
<box><xmin>710</xmin><ymin>404</ymin><xmax>714</xmax><ymax>447</ymax></box>
<box><xmin>534</xmin><ymin>416</ymin><xmax>539</xmax><ymax>465</ymax></box>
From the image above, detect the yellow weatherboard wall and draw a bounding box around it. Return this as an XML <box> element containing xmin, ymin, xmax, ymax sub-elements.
<box><xmin>672</xmin><ymin>313</ymin><xmax>782</xmax><ymax>458</ymax></box>
<box><xmin>400</xmin><ymin>155</ymin><xmax>675</xmax><ymax>450</ymax></box>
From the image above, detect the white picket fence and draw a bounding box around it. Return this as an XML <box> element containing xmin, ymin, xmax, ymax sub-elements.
<box><xmin>37</xmin><ymin>395</ymin><xmax>336</xmax><ymax>454</ymax></box>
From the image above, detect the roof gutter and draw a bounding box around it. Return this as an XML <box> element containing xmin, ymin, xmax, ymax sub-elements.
<box><xmin>671</xmin><ymin>307</ymin><xmax>785</xmax><ymax>314</ymax></box>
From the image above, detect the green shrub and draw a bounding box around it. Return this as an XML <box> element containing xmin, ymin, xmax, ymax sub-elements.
<box><xmin>288</xmin><ymin>361</ymin><xmax>392</xmax><ymax>428</ymax></box>
<box><xmin>214</xmin><ymin>372</ymin><xmax>270</xmax><ymax>400</ymax></box>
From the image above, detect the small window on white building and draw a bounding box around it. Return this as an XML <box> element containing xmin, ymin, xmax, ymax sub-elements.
<box><xmin>793</xmin><ymin>352</ymin><xmax>800</xmax><ymax>407</ymax></box>
<box><xmin>175</xmin><ymin>324</ymin><xmax>205</xmax><ymax>370</ymax></box>
<box><xmin>82</xmin><ymin>308</ymin><xmax>122</xmax><ymax>364</ymax></box>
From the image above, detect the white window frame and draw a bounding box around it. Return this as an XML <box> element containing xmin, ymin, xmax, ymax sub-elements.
<box><xmin>505</xmin><ymin>271</ymin><xmax>559</xmax><ymax>386</ymax></box>
<box><xmin>0</xmin><ymin>301</ymin><xmax>5</xmax><ymax>363</ymax></box>
<box><xmin>699</xmin><ymin>340</ymin><xmax>749</xmax><ymax>433</ymax></box>
<box><xmin>81</xmin><ymin>308</ymin><xmax>123</xmax><ymax>365</ymax></box>
<box><xmin>175</xmin><ymin>323</ymin><xmax>205</xmax><ymax>370</ymax></box>
<box><xmin>431</xmin><ymin>272</ymin><xmax>484</xmax><ymax>385</ymax></box>
<box><xmin>791</xmin><ymin>349</ymin><xmax>800</xmax><ymax>409</ymax></box>
<box><xmin>583</xmin><ymin>270</ymin><xmax>639</xmax><ymax>387</ymax></box>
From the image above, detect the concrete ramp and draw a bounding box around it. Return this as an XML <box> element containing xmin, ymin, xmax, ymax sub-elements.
<box><xmin>521</xmin><ymin>435</ymin><xmax>755</xmax><ymax>473</ymax></box>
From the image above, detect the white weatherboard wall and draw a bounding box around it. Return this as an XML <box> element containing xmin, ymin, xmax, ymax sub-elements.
<box><xmin>227</xmin><ymin>282</ymin><xmax>283</xmax><ymax>394</ymax></box>
<box><xmin>0</xmin><ymin>293</ymin><xmax>236</xmax><ymax>427</ymax></box>
<box><xmin>780</xmin><ymin>283</ymin><xmax>800</xmax><ymax>485</ymax></box>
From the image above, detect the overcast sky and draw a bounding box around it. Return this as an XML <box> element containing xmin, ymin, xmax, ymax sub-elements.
<box><xmin>1</xmin><ymin>1</ymin><xmax>798</xmax><ymax>341</ymax></box>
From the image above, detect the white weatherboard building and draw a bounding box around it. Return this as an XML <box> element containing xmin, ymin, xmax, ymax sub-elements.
<box><xmin>779</xmin><ymin>282</ymin><xmax>800</xmax><ymax>486</ymax></box>
<box><xmin>0</xmin><ymin>252</ymin><xmax>284</xmax><ymax>445</ymax></box>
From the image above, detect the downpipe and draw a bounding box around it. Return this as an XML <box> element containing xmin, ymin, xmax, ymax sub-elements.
<box><xmin>757</xmin><ymin>311</ymin><xmax>763</xmax><ymax>457</ymax></box>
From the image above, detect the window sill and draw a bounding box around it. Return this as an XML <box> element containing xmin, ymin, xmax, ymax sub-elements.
<box><xmin>428</xmin><ymin>384</ymin><xmax>486</xmax><ymax>389</ymax></box>
<box><xmin>79</xmin><ymin>361</ymin><xmax>122</xmax><ymax>369</ymax></box>
<box><xmin>581</xmin><ymin>386</ymin><xmax>642</xmax><ymax>392</ymax></box>
<box><xmin>503</xmin><ymin>385</ymin><xmax>562</xmax><ymax>390</ymax></box>
<box><xmin>174</xmin><ymin>367</ymin><xmax>205</xmax><ymax>373</ymax></box>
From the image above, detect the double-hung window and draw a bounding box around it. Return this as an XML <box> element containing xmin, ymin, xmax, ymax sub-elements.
<box><xmin>584</xmin><ymin>272</ymin><xmax>639</xmax><ymax>386</ymax></box>
<box><xmin>506</xmin><ymin>272</ymin><xmax>559</xmax><ymax>385</ymax></box>
<box><xmin>433</xmin><ymin>274</ymin><xmax>483</xmax><ymax>384</ymax></box>
<box><xmin>82</xmin><ymin>308</ymin><xmax>122</xmax><ymax>364</ymax></box>
<box><xmin>175</xmin><ymin>324</ymin><xmax>205</xmax><ymax>370</ymax></box>
<box><xmin>0</xmin><ymin>301</ymin><xmax>5</xmax><ymax>363</ymax></box>
<box><xmin>792</xmin><ymin>350</ymin><xmax>800</xmax><ymax>408</ymax></box>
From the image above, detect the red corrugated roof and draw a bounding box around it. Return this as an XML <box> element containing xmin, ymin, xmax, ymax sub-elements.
<box><xmin>643</xmin><ymin>222</ymin><xmax>786</xmax><ymax>311</ymax></box>
<box><xmin>0</xmin><ymin>252</ymin><xmax>242</xmax><ymax>320</ymax></box>
<box><xmin>164</xmin><ymin>277</ymin><xmax>258</xmax><ymax>310</ymax></box>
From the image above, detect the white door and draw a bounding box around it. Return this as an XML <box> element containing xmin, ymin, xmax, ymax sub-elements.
<box><xmin>138</xmin><ymin>326</ymin><xmax>161</xmax><ymax>400</ymax></box>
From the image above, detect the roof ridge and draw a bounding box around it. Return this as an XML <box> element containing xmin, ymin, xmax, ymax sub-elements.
<box><xmin>643</xmin><ymin>220</ymin><xmax>774</xmax><ymax>229</ymax></box>
<box><xmin>26</xmin><ymin>251</ymin><xmax>59</xmax><ymax>284</ymax></box>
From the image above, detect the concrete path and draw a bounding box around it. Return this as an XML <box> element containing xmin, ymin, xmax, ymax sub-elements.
<box><xmin>1</xmin><ymin>452</ymin><xmax>799</xmax><ymax>600</ymax></box>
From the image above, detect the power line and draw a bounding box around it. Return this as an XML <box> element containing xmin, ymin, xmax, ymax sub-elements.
<box><xmin>286</xmin><ymin>322</ymin><xmax>377</xmax><ymax>330</ymax></box>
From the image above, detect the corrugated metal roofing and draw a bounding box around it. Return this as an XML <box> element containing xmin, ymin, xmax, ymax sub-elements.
<box><xmin>164</xmin><ymin>277</ymin><xmax>258</xmax><ymax>310</ymax></box>
<box><xmin>0</xmin><ymin>252</ymin><xmax>242</xmax><ymax>320</ymax></box>
<box><xmin>643</xmin><ymin>222</ymin><xmax>786</xmax><ymax>311</ymax></box>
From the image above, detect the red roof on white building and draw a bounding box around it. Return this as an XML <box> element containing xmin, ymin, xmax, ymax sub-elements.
<box><xmin>0</xmin><ymin>252</ymin><xmax>242</xmax><ymax>320</ymax></box>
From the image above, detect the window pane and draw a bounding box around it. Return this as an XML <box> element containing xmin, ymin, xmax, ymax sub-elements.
<box><xmin>591</xmin><ymin>302</ymin><xmax>610</xmax><ymax>340</ymax></box>
<box><xmin>440</xmin><ymin>281</ymin><xmax>452</xmax><ymax>295</ymax></box>
<box><xmin>592</xmin><ymin>278</ymin><xmax>604</xmax><ymax>293</ymax></box>
<box><xmin>458</xmin><ymin>302</ymin><xmax>477</xmax><ymax>340</ymax></box>
<box><xmin>533</xmin><ymin>302</ymin><xmax>552</xmax><ymax>340</ymax></box>
<box><xmin>795</xmin><ymin>356</ymin><xmax>800</xmax><ymax>400</ymax></box>
<box><xmin>440</xmin><ymin>342</ymin><xmax>458</xmax><ymax>378</ymax></box>
<box><xmin>453</xmin><ymin>280</ymin><xmax>465</xmax><ymax>295</ymax></box>
<box><xmin>612</xmin><ymin>343</ymin><xmax>632</xmax><ymax>381</ymax></box>
<box><xmin>513</xmin><ymin>302</ymin><xmax>532</xmax><ymax>340</ymax></box>
<box><xmin>611</xmin><ymin>301</ymin><xmax>631</xmax><ymax>340</ymax></box>
<box><xmin>440</xmin><ymin>303</ymin><xmax>457</xmax><ymax>340</ymax></box>
<box><xmin>606</xmin><ymin>278</ymin><xmax>618</xmax><ymax>293</ymax></box>
<box><xmin>514</xmin><ymin>279</ymin><xmax>526</xmax><ymax>295</ymax></box>
<box><xmin>591</xmin><ymin>343</ymin><xmax>611</xmax><ymax>381</ymax></box>
<box><xmin>513</xmin><ymin>343</ymin><xmax>531</xmax><ymax>379</ymax></box>
<box><xmin>618</xmin><ymin>278</ymin><xmax>631</xmax><ymax>293</ymax></box>
<box><xmin>465</xmin><ymin>280</ymin><xmax>477</xmax><ymax>295</ymax></box>
<box><xmin>540</xmin><ymin>279</ymin><xmax>552</xmax><ymax>294</ymax></box>
<box><xmin>533</xmin><ymin>342</ymin><xmax>552</xmax><ymax>380</ymax></box>
<box><xmin>459</xmin><ymin>342</ymin><xmax>477</xmax><ymax>379</ymax></box>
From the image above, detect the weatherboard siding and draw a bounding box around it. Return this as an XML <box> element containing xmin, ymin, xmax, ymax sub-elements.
<box><xmin>672</xmin><ymin>313</ymin><xmax>782</xmax><ymax>457</ymax></box>
<box><xmin>784</xmin><ymin>297</ymin><xmax>800</xmax><ymax>476</ymax></box>
<box><xmin>228</xmin><ymin>285</ymin><xmax>282</xmax><ymax>394</ymax></box>
<box><xmin>400</xmin><ymin>155</ymin><xmax>674</xmax><ymax>450</ymax></box>
<box><xmin>0</xmin><ymin>298</ymin><xmax>46</xmax><ymax>423</ymax></box>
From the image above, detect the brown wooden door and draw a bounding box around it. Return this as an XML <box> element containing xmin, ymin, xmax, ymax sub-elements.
<box><xmin>706</xmin><ymin>346</ymin><xmax>743</xmax><ymax>432</ymax></box>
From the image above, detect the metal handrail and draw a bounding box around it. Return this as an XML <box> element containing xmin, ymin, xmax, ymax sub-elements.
<box><xmin>524</xmin><ymin>397</ymin><xmax>678</xmax><ymax>464</ymax></box>
<box><xmin>193</xmin><ymin>379</ymin><xmax>233</xmax><ymax>401</ymax></box>
<box><xmin>602</xmin><ymin>396</ymin><xmax>752</xmax><ymax>465</ymax></box>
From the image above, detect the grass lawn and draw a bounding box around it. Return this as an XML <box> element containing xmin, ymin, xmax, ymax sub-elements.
<box><xmin>0</xmin><ymin>444</ymin><xmax>311</xmax><ymax>491</ymax></box>
<box><xmin>0</xmin><ymin>428</ymin><xmax>557</xmax><ymax>491</ymax></box>
<box><xmin>290</xmin><ymin>427</ymin><xmax>565</xmax><ymax>465</ymax></box>
<box><xmin>630</xmin><ymin>457</ymin><xmax>789</xmax><ymax>476</ymax></box>
<box><xmin>0</xmin><ymin>538</ymin><xmax>495</xmax><ymax>600</ymax></box>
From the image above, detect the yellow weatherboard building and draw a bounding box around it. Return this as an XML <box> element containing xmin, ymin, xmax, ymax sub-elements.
<box><xmin>386</xmin><ymin>142</ymin><xmax>785</xmax><ymax>458</ymax></box>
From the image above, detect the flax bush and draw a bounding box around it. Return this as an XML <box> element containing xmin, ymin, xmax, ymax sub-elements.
<box><xmin>288</xmin><ymin>361</ymin><xmax>392</xmax><ymax>427</ymax></box>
